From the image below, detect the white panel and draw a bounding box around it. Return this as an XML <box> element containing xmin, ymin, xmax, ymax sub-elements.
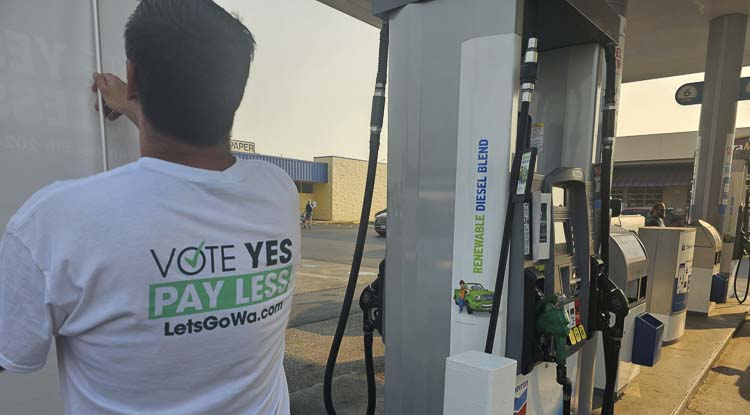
<box><xmin>514</xmin><ymin>354</ymin><xmax>579</xmax><ymax>415</ymax></box>
<box><xmin>98</xmin><ymin>0</ymin><xmax>140</xmax><ymax>169</ymax></box>
<box><xmin>0</xmin><ymin>0</ymin><xmax>139</xmax><ymax>234</ymax></box>
<box><xmin>687</xmin><ymin>267</ymin><xmax>716</xmax><ymax>314</ymax></box>
<box><xmin>1</xmin><ymin>0</ymin><xmax>99</xmax><ymax>233</ymax></box>
<box><xmin>444</xmin><ymin>351</ymin><xmax>516</xmax><ymax>415</ymax></box>
<box><xmin>0</xmin><ymin>2</ymin><xmax>137</xmax><ymax>414</ymax></box>
<box><xmin>449</xmin><ymin>33</ymin><xmax>518</xmax><ymax>356</ymax></box>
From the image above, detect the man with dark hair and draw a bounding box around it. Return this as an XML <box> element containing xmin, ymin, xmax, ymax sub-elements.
<box><xmin>0</xmin><ymin>1</ymin><xmax>299</xmax><ymax>414</ymax></box>
<box><xmin>645</xmin><ymin>202</ymin><xmax>667</xmax><ymax>227</ymax></box>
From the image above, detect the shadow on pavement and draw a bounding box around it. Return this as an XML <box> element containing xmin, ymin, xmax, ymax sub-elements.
<box><xmin>285</xmin><ymin>354</ymin><xmax>385</xmax><ymax>395</ymax></box>
<box><xmin>710</xmin><ymin>365</ymin><xmax>750</xmax><ymax>402</ymax></box>
<box><xmin>288</xmin><ymin>370</ymin><xmax>385</xmax><ymax>415</ymax></box>
<box><xmin>685</xmin><ymin>310</ymin><xmax>748</xmax><ymax>330</ymax></box>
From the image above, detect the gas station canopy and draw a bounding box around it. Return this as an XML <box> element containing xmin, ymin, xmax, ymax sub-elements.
<box><xmin>316</xmin><ymin>0</ymin><xmax>750</xmax><ymax>82</ymax></box>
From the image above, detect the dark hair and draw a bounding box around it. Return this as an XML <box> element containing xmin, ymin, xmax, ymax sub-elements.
<box><xmin>651</xmin><ymin>202</ymin><xmax>665</xmax><ymax>214</ymax></box>
<box><xmin>125</xmin><ymin>0</ymin><xmax>255</xmax><ymax>146</ymax></box>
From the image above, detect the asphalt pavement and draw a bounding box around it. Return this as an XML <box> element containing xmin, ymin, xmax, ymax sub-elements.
<box><xmin>685</xmin><ymin>313</ymin><xmax>750</xmax><ymax>414</ymax></box>
<box><xmin>301</xmin><ymin>223</ymin><xmax>386</xmax><ymax>269</ymax></box>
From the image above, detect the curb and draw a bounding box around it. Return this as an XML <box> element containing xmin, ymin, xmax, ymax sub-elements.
<box><xmin>673</xmin><ymin>307</ymin><xmax>750</xmax><ymax>415</ymax></box>
<box><xmin>307</xmin><ymin>221</ymin><xmax>374</xmax><ymax>226</ymax></box>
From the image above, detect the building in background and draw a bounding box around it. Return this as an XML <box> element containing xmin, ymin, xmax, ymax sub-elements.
<box><xmin>311</xmin><ymin>156</ymin><xmax>387</xmax><ymax>222</ymax></box>
<box><xmin>233</xmin><ymin>153</ymin><xmax>386</xmax><ymax>222</ymax></box>
<box><xmin>613</xmin><ymin>127</ymin><xmax>750</xmax><ymax>223</ymax></box>
<box><xmin>233</xmin><ymin>126</ymin><xmax>750</xmax><ymax>224</ymax></box>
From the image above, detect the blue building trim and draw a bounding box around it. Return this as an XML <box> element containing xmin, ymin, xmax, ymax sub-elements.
<box><xmin>234</xmin><ymin>153</ymin><xmax>328</xmax><ymax>183</ymax></box>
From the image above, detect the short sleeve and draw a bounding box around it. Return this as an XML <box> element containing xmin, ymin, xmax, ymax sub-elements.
<box><xmin>0</xmin><ymin>230</ymin><xmax>53</xmax><ymax>373</ymax></box>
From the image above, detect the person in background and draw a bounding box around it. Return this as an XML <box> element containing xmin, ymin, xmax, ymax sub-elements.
<box><xmin>645</xmin><ymin>202</ymin><xmax>667</xmax><ymax>227</ymax></box>
<box><xmin>304</xmin><ymin>200</ymin><xmax>314</xmax><ymax>229</ymax></box>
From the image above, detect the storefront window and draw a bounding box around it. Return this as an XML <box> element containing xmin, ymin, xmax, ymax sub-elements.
<box><xmin>612</xmin><ymin>187</ymin><xmax>625</xmax><ymax>202</ymax></box>
<box><xmin>619</xmin><ymin>187</ymin><xmax>664</xmax><ymax>207</ymax></box>
<box><xmin>295</xmin><ymin>182</ymin><xmax>314</xmax><ymax>194</ymax></box>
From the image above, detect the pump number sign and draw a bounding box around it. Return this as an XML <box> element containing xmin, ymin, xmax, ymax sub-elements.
<box><xmin>675</xmin><ymin>77</ymin><xmax>750</xmax><ymax>106</ymax></box>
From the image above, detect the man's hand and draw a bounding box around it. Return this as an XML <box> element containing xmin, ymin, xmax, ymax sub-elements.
<box><xmin>92</xmin><ymin>72</ymin><xmax>137</xmax><ymax>125</ymax></box>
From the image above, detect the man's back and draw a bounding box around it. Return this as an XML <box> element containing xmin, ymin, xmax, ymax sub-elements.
<box><xmin>0</xmin><ymin>157</ymin><xmax>299</xmax><ymax>414</ymax></box>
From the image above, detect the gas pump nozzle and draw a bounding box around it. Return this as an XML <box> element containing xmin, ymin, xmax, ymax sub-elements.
<box><xmin>732</xmin><ymin>181</ymin><xmax>750</xmax><ymax>304</ymax></box>
<box><xmin>592</xmin><ymin>257</ymin><xmax>629</xmax><ymax>415</ymax></box>
<box><xmin>536</xmin><ymin>294</ymin><xmax>573</xmax><ymax>415</ymax></box>
<box><xmin>358</xmin><ymin>259</ymin><xmax>384</xmax><ymax>415</ymax></box>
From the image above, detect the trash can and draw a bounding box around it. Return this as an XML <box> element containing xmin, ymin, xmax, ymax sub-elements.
<box><xmin>710</xmin><ymin>274</ymin><xmax>729</xmax><ymax>304</ymax></box>
<box><xmin>632</xmin><ymin>313</ymin><xmax>664</xmax><ymax>367</ymax></box>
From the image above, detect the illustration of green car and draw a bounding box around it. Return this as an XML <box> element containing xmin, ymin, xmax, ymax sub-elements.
<box><xmin>453</xmin><ymin>282</ymin><xmax>494</xmax><ymax>314</ymax></box>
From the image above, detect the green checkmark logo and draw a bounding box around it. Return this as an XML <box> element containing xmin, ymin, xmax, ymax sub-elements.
<box><xmin>184</xmin><ymin>241</ymin><xmax>205</xmax><ymax>268</ymax></box>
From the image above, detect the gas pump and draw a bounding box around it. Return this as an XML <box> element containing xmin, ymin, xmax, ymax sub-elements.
<box><xmin>325</xmin><ymin>1</ymin><xmax>630</xmax><ymax>414</ymax></box>
<box><xmin>496</xmin><ymin>19</ymin><xmax>627</xmax><ymax>415</ymax></box>
<box><xmin>732</xmin><ymin>171</ymin><xmax>750</xmax><ymax>304</ymax></box>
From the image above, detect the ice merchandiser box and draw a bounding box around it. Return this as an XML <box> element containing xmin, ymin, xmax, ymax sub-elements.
<box><xmin>638</xmin><ymin>227</ymin><xmax>696</xmax><ymax>344</ymax></box>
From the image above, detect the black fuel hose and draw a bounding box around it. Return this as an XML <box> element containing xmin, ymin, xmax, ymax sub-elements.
<box><xmin>323</xmin><ymin>20</ymin><xmax>388</xmax><ymax>415</ymax></box>
<box><xmin>734</xmin><ymin>254</ymin><xmax>750</xmax><ymax>303</ymax></box>
<box><xmin>734</xmin><ymin>192</ymin><xmax>750</xmax><ymax>304</ymax></box>
<box><xmin>485</xmin><ymin>37</ymin><xmax>538</xmax><ymax>353</ymax></box>
<box><xmin>598</xmin><ymin>43</ymin><xmax>621</xmax><ymax>415</ymax></box>
<box><xmin>557</xmin><ymin>364</ymin><xmax>572</xmax><ymax>415</ymax></box>
<box><xmin>485</xmin><ymin>0</ymin><xmax>539</xmax><ymax>354</ymax></box>
<box><xmin>600</xmin><ymin>43</ymin><xmax>617</xmax><ymax>272</ymax></box>
<box><xmin>601</xmin><ymin>334</ymin><xmax>622</xmax><ymax>414</ymax></box>
<box><xmin>364</xmin><ymin>331</ymin><xmax>376</xmax><ymax>414</ymax></box>
<box><xmin>485</xmin><ymin>189</ymin><xmax>517</xmax><ymax>353</ymax></box>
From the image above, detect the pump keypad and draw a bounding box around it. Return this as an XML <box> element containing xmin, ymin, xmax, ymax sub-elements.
<box><xmin>564</xmin><ymin>300</ymin><xmax>587</xmax><ymax>345</ymax></box>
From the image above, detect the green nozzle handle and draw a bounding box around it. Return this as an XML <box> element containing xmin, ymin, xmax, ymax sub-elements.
<box><xmin>536</xmin><ymin>294</ymin><xmax>569</xmax><ymax>364</ymax></box>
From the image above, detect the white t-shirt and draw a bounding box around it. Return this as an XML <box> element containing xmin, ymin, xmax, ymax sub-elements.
<box><xmin>0</xmin><ymin>157</ymin><xmax>300</xmax><ymax>415</ymax></box>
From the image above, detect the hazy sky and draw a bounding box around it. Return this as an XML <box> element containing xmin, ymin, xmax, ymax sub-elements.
<box><xmin>216</xmin><ymin>0</ymin><xmax>381</xmax><ymax>161</ymax></box>
<box><xmin>618</xmin><ymin>67</ymin><xmax>750</xmax><ymax>137</ymax></box>
<box><xmin>217</xmin><ymin>0</ymin><xmax>750</xmax><ymax>160</ymax></box>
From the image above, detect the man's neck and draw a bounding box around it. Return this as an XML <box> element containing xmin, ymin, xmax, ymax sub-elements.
<box><xmin>140</xmin><ymin>129</ymin><xmax>235</xmax><ymax>171</ymax></box>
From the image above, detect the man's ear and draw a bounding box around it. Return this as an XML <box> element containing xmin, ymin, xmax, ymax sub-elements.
<box><xmin>126</xmin><ymin>60</ymin><xmax>138</xmax><ymax>101</ymax></box>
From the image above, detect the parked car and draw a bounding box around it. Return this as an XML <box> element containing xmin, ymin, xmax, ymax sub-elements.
<box><xmin>620</xmin><ymin>206</ymin><xmax>684</xmax><ymax>226</ymax></box>
<box><xmin>452</xmin><ymin>282</ymin><xmax>494</xmax><ymax>314</ymax></box>
<box><xmin>374</xmin><ymin>209</ymin><xmax>387</xmax><ymax>237</ymax></box>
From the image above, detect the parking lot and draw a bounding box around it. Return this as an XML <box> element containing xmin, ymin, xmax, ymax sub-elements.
<box><xmin>301</xmin><ymin>223</ymin><xmax>386</xmax><ymax>269</ymax></box>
